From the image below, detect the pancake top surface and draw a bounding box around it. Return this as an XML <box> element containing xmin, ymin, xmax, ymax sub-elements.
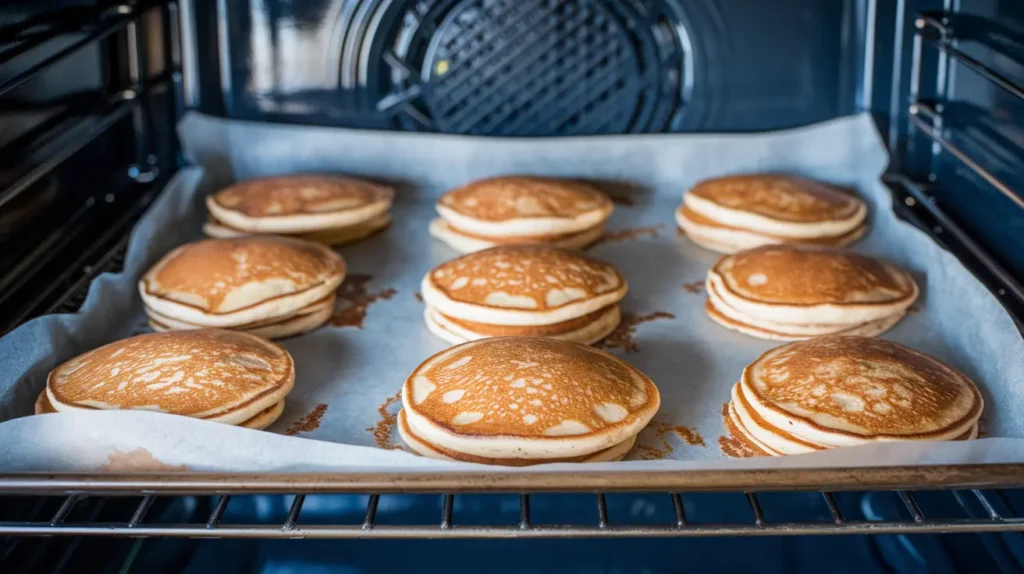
<box><xmin>405</xmin><ymin>337</ymin><xmax>658</xmax><ymax>438</ymax></box>
<box><xmin>48</xmin><ymin>330</ymin><xmax>293</xmax><ymax>416</ymax></box>
<box><xmin>143</xmin><ymin>236</ymin><xmax>346</xmax><ymax>314</ymax></box>
<box><xmin>210</xmin><ymin>175</ymin><xmax>393</xmax><ymax>217</ymax></box>
<box><xmin>428</xmin><ymin>245</ymin><xmax>625</xmax><ymax>310</ymax></box>
<box><xmin>688</xmin><ymin>175</ymin><xmax>862</xmax><ymax>222</ymax></box>
<box><xmin>439</xmin><ymin>176</ymin><xmax>612</xmax><ymax>222</ymax></box>
<box><xmin>745</xmin><ymin>336</ymin><xmax>982</xmax><ymax>437</ymax></box>
<box><xmin>713</xmin><ymin>245</ymin><xmax>916</xmax><ymax>305</ymax></box>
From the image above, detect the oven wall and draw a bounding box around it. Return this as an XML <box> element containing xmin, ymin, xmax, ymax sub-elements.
<box><xmin>186</xmin><ymin>0</ymin><xmax>868</xmax><ymax>134</ymax></box>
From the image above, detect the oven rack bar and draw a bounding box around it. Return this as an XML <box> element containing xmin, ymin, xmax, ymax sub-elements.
<box><xmin>2</xmin><ymin>490</ymin><xmax>1021</xmax><ymax>539</ymax></box>
<box><xmin>910</xmin><ymin>13</ymin><xmax>1024</xmax><ymax>212</ymax></box>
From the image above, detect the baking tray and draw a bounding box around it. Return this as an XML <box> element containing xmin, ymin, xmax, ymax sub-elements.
<box><xmin>0</xmin><ymin>112</ymin><xmax>1022</xmax><ymax>491</ymax></box>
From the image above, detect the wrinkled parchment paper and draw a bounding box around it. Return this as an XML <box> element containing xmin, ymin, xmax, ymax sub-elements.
<box><xmin>1</xmin><ymin>112</ymin><xmax>1021</xmax><ymax>473</ymax></box>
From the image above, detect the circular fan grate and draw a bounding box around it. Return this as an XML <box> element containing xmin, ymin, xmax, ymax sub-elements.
<box><xmin>366</xmin><ymin>0</ymin><xmax>686</xmax><ymax>135</ymax></box>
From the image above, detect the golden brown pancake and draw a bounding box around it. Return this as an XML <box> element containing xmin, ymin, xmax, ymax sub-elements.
<box><xmin>704</xmin><ymin>297</ymin><xmax>905</xmax><ymax>341</ymax></box>
<box><xmin>678</xmin><ymin>206</ymin><xmax>867</xmax><ymax>244</ymax></box>
<box><xmin>742</xmin><ymin>336</ymin><xmax>983</xmax><ymax>448</ymax></box>
<box><xmin>728</xmin><ymin>381</ymin><xmax>978</xmax><ymax>456</ymax></box>
<box><xmin>46</xmin><ymin>330</ymin><xmax>295</xmax><ymax>425</ymax></box>
<box><xmin>439</xmin><ymin>176</ymin><xmax>611</xmax><ymax>226</ymax></box>
<box><xmin>206</xmin><ymin>175</ymin><xmax>393</xmax><ymax>234</ymax></box>
<box><xmin>35</xmin><ymin>389</ymin><xmax>284</xmax><ymax>430</ymax></box>
<box><xmin>703</xmin><ymin>245</ymin><xmax>918</xmax><ymax>339</ymax></box>
<box><xmin>147</xmin><ymin>302</ymin><xmax>333</xmax><ymax>340</ymax></box>
<box><xmin>712</xmin><ymin>245</ymin><xmax>917</xmax><ymax>308</ymax></box>
<box><xmin>204</xmin><ymin>213</ymin><xmax>390</xmax><ymax>246</ymax></box>
<box><xmin>402</xmin><ymin>337</ymin><xmax>660</xmax><ymax>459</ymax></box>
<box><xmin>687</xmin><ymin>175</ymin><xmax>864</xmax><ymax>224</ymax></box>
<box><xmin>437</xmin><ymin>305</ymin><xmax>616</xmax><ymax>337</ymax></box>
<box><xmin>397</xmin><ymin>410</ymin><xmax>635</xmax><ymax>465</ymax></box>
<box><xmin>147</xmin><ymin>294</ymin><xmax>335</xmax><ymax>330</ymax></box>
<box><xmin>421</xmin><ymin>245</ymin><xmax>627</xmax><ymax>327</ymax></box>
<box><xmin>140</xmin><ymin>236</ymin><xmax>345</xmax><ymax>327</ymax></box>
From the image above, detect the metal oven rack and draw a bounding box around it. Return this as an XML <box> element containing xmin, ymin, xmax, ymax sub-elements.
<box><xmin>1</xmin><ymin>1</ymin><xmax>1024</xmax><ymax>544</ymax></box>
<box><xmin>3</xmin><ymin>470</ymin><xmax>1024</xmax><ymax>539</ymax></box>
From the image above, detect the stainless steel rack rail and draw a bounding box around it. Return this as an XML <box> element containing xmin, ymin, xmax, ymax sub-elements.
<box><xmin>902</xmin><ymin>12</ymin><xmax>1024</xmax><ymax>315</ymax></box>
<box><xmin>1</xmin><ymin>489</ymin><xmax>1023</xmax><ymax>538</ymax></box>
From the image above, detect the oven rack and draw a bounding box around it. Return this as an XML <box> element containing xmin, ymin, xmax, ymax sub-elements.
<box><xmin>901</xmin><ymin>11</ymin><xmax>1024</xmax><ymax>321</ymax></box>
<box><xmin>1</xmin><ymin>488</ymin><xmax>1023</xmax><ymax>539</ymax></box>
<box><xmin>1</xmin><ymin>2</ymin><xmax>1024</xmax><ymax>542</ymax></box>
<box><xmin>0</xmin><ymin>0</ymin><xmax>178</xmax><ymax>334</ymax></box>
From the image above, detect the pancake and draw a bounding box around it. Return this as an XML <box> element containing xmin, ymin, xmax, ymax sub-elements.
<box><xmin>705</xmin><ymin>298</ymin><xmax>905</xmax><ymax>341</ymax></box>
<box><xmin>708</xmin><ymin>245</ymin><xmax>918</xmax><ymax>326</ymax></box>
<box><xmin>741</xmin><ymin>336</ymin><xmax>983</xmax><ymax>449</ymax></box>
<box><xmin>148</xmin><ymin>300</ymin><xmax>333</xmax><ymax>340</ymax></box>
<box><xmin>147</xmin><ymin>293</ymin><xmax>334</xmax><ymax>328</ymax></box>
<box><xmin>34</xmin><ymin>390</ymin><xmax>285</xmax><ymax>430</ymax></box>
<box><xmin>397</xmin><ymin>409</ymin><xmax>636</xmax><ymax>465</ymax></box>
<box><xmin>243</xmin><ymin>400</ymin><xmax>286</xmax><ymax>430</ymax></box>
<box><xmin>46</xmin><ymin>330</ymin><xmax>295</xmax><ymax>425</ymax></box>
<box><xmin>683</xmin><ymin>174</ymin><xmax>867</xmax><ymax>239</ymax></box>
<box><xmin>204</xmin><ymin>213</ymin><xmax>390</xmax><ymax>246</ymax></box>
<box><xmin>140</xmin><ymin>236</ymin><xmax>346</xmax><ymax>328</ymax></box>
<box><xmin>728</xmin><ymin>382</ymin><xmax>980</xmax><ymax>457</ymax></box>
<box><xmin>402</xmin><ymin>337</ymin><xmax>660</xmax><ymax>459</ymax></box>
<box><xmin>729</xmin><ymin>383</ymin><xmax>820</xmax><ymax>455</ymax></box>
<box><xmin>206</xmin><ymin>175</ymin><xmax>394</xmax><ymax>234</ymax></box>
<box><xmin>421</xmin><ymin>245</ymin><xmax>627</xmax><ymax>326</ymax></box>
<box><xmin>424</xmin><ymin>304</ymin><xmax>620</xmax><ymax>346</ymax></box>
<box><xmin>429</xmin><ymin>217</ymin><xmax>604</xmax><ymax>253</ymax></box>
<box><xmin>436</xmin><ymin>176</ymin><xmax>613</xmax><ymax>238</ymax></box>
<box><xmin>676</xmin><ymin>205</ymin><xmax>867</xmax><ymax>253</ymax></box>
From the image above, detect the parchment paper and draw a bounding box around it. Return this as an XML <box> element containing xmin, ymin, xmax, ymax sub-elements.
<box><xmin>1</xmin><ymin>112</ymin><xmax>1022</xmax><ymax>473</ymax></box>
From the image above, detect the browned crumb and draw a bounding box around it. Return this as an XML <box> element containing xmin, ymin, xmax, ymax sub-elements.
<box><xmin>368</xmin><ymin>391</ymin><xmax>404</xmax><ymax>450</ymax></box>
<box><xmin>907</xmin><ymin>304</ymin><xmax>923</xmax><ymax>315</ymax></box>
<box><xmin>676</xmin><ymin>226</ymin><xmax>686</xmax><ymax>238</ymax></box>
<box><xmin>331</xmin><ymin>273</ymin><xmax>397</xmax><ymax>328</ymax></box>
<box><xmin>635</xmin><ymin>444</ymin><xmax>664</xmax><ymax>460</ymax></box>
<box><xmin>592</xmin><ymin>225</ymin><xmax>663</xmax><ymax>247</ymax></box>
<box><xmin>284</xmin><ymin>403</ymin><xmax>329</xmax><ymax>436</ymax></box>
<box><xmin>718</xmin><ymin>402</ymin><xmax>769</xmax><ymax>458</ymax></box>
<box><xmin>977</xmin><ymin>417</ymin><xmax>989</xmax><ymax>439</ymax></box>
<box><xmin>682</xmin><ymin>281</ymin><xmax>704</xmax><ymax>294</ymax></box>
<box><xmin>608</xmin><ymin>194</ymin><xmax>635</xmax><ymax>206</ymax></box>
<box><xmin>413</xmin><ymin>292</ymin><xmax>423</xmax><ymax>303</ymax></box>
<box><xmin>676</xmin><ymin>426</ymin><xmax>706</xmax><ymax>447</ymax></box>
<box><xmin>597</xmin><ymin>311</ymin><xmax>674</xmax><ymax>353</ymax></box>
<box><xmin>635</xmin><ymin>420</ymin><xmax>706</xmax><ymax>460</ymax></box>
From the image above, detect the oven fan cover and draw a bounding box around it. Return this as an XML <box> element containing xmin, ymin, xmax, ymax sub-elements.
<box><xmin>352</xmin><ymin>0</ymin><xmax>688</xmax><ymax>135</ymax></box>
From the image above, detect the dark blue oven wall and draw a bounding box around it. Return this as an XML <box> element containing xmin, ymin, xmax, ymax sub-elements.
<box><xmin>198</xmin><ymin>0</ymin><xmax>865</xmax><ymax>133</ymax></box>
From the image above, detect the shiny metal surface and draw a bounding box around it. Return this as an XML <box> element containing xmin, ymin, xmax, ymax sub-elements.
<box><xmin>899</xmin><ymin>4</ymin><xmax>1024</xmax><ymax>282</ymax></box>
<box><xmin>2</xmin><ymin>490</ymin><xmax>1023</xmax><ymax>539</ymax></box>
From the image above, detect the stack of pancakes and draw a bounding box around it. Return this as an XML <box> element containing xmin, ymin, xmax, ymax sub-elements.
<box><xmin>204</xmin><ymin>175</ymin><xmax>394</xmax><ymax>246</ymax></box>
<box><xmin>398</xmin><ymin>337</ymin><xmax>660</xmax><ymax>465</ymax></box>
<box><xmin>726</xmin><ymin>336</ymin><xmax>983</xmax><ymax>456</ymax></box>
<box><xmin>140</xmin><ymin>236</ymin><xmax>346</xmax><ymax>339</ymax></box>
<box><xmin>421</xmin><ymin>245</ymin><xmax>628</xmax><ymax>345</ymax></box>
<box><xmin>705</xmin><ymin>245</ymin><xmax>919</xmax><ymax>340</ymax></box>
<box><xmin>429</xmin><ymin>176</ymin><xmax>613</xmax><ymax>252</ymax></box>
<box><xmin>675</xmin><ymin>174</ymin><xmax>868</xmax><ymax>253</ymax></box>
<box><xmin>36</xmin><ymin>329</ymin><xmax>294</xmax><ymax>430</ymax></box>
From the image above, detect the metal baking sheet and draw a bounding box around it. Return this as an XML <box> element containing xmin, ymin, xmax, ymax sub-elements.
<box><xmin>0</xmin><ymin>112</ymin><xmax>1023</xmax><ymax>474</ymax></box>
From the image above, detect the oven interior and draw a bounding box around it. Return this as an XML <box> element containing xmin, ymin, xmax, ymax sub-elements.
<box><xmin>1</xmin><ymin>0</ymin><xmax>1024</xmax><ymax>572</ymax></box>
